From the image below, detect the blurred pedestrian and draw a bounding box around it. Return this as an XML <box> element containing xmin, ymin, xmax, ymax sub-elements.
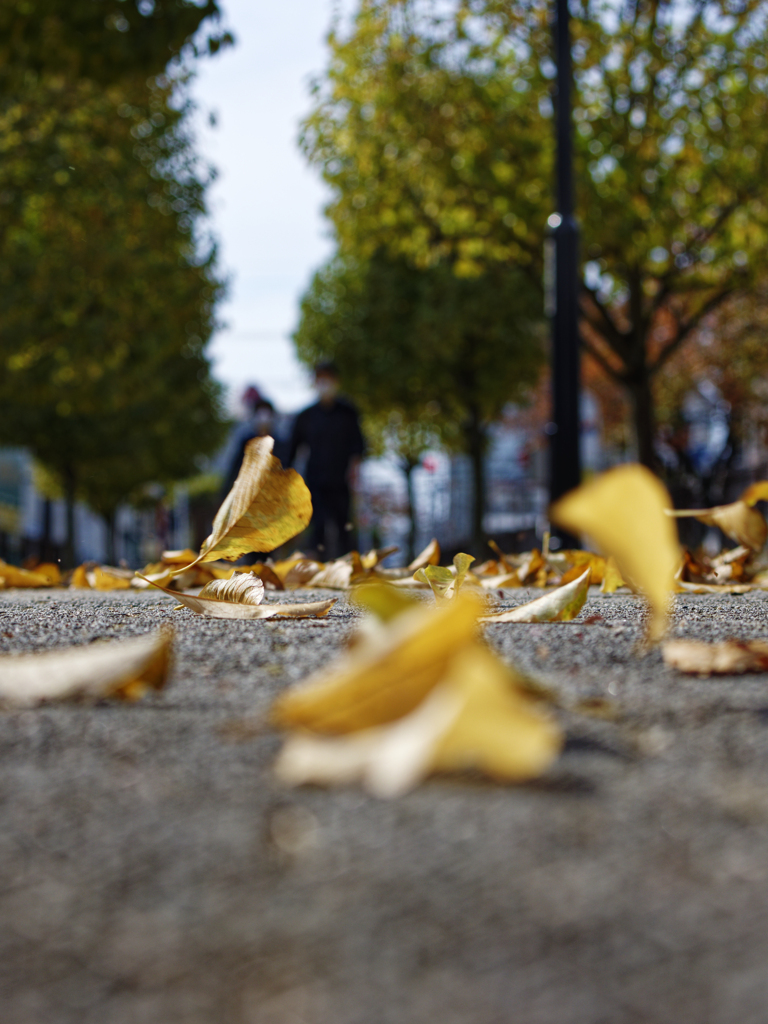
<box><xmin>221</xmin><ymin>389</ymin><xmax>286</xmax><ymax>499</ymax></box>
<box><xmin>288</xmin><ymin>361</ymin><xmax>365</xmax><ymax>558</ymax></box>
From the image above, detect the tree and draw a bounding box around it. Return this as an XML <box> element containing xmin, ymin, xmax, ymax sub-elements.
<box><xmin>0</xmin><ymin>0</ymin><xmax>231</xmax><ymax>88</ymax></box>
<box><xmin>0</xmin><ymin>72</ymin><xmax>227</xmax><ymax>565</ymax></box>
<box><xmin>303</xmin><ymin>0</ymin><xmax>768</xmax><ymax>468</ymax></box>
<box><xmin>294</xmin><ymin>251</ymin><xmax>544</xmax><ymax>553</ymax></box>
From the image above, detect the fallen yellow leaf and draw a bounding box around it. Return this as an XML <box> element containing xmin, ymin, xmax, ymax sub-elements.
<box><xmin>407</xmin><ymin>538</ymin><xmax>441</xmax><ymax>572</ymax></box>
<box><xmin>0</xmin><ymin>561</ymin><xmax>55</xmax><ymax>588</ymax></box>
<box><xmin>480</xmin><ymin>569</ymin><xmax>589</xmax><ymax>623</ymax></box>
<box><xmin>271</xmin><ymin>593</ymin><xmax>484</xmax><ymax>733</ymax></box>
<box><xmin>551</xmin><ymin>464</ymin><xmax>679</xmax><ymax>641</ymax></box>
<box><xmin>198</xmin><ymin>572</ymin><xmax>265</xmax><ymax>605</ymax></box>
<box><xmin>176</xmin><ymin>437</ymin><xmax>312</xmax><ymax>570</ymax></box>
<box><xmin>414</xmin><ymin>552</ymin><xmax>475</xmax><ymax>601</ymax></box>
<box><xmin>0</xmin><ymin>630</ymin><xmax>172</xmax><ymax>707</ymax></box>
<box><xmin>662</xmin><ymin>638</ymin><xmax>768</xmax><ymax>674</ymax></box>
<box><xmin>274</xmin><ymin>644</ymin><xmax>561</xmax><ymax>797</ymax></box>
<box><xmin>667</xmin><ymin>501</ymin><xmax>767</xmax><ymax>552</ymax></box>
<box><xmin>141</xmin><ymin>574</ymin><xmax>336</xmax><ymax>620</ymax></box>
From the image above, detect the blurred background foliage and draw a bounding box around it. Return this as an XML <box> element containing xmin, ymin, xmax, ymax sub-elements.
<box><xmin>298</xmin><ymin>0</ymin><xmax>768</xmax><ymax>482</ymax></box>
<box><xmin>0</xmin><ymin>0</ymin><xmax>231</xmax><ymax>563</ymax></box>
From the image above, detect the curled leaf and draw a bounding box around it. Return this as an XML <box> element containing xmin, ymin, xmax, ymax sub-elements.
<box><xmin>480</xmin><ymin>569</ymin><xmax>589</xmax><ymax>623</ymax></box>
<box><xmin>414</xmin><ymin>552</ymin><xmax>475</xmax><ymax>601</ymax></box>
<box><xmin>271</xmin><ymin>593</ymin><xmax>484</xmax><ymax>733</ymax></box>
<box><xmin>0</xmin><ymin>630</ymin><xmax>172</xmax><ymax>707</ymax></box>
<box><xmin>666</xmin><ymin>501</ymin><xmax>767</xmax><ymax>552</ymax></box>
<box><xmin>551</xmin><ymin>464</ymin><xmax>679</xmax><ymax>641</ymax></box>
<box><xmin>662</xmin><ymin>638</ymin><xmax>768</xmax><ymax>675</ymax></box>
<box><xmin>176</xmin><ymin>437</ymin><xmax>312</xmax><ymax>570</ymax></box>
<box><xmin>198</xmin><ymin>572</ymin><xmax>265</xmax><ymax>605</ymax></box>
<box><xmin>407</xmin><ymin>538</ymin><xmax>441</xmax><ymax>572</ymax></box>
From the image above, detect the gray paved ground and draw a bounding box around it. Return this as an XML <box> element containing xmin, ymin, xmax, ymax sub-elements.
<box><xmin>2</xmin><ymin>586</ymin><xmax>768</xmax><ymax>1024</ymax></box>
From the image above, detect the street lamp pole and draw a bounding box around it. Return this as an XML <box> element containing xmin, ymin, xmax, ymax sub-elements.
<box><xmin>549</xmin><ymin>0</ymin><xmax>582</xmax><ymax>508</ymax></box>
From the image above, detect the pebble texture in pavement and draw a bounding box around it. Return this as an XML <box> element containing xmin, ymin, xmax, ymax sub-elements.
<box><xmin>2</xmin><ymin>587</ymin><xmax>768</xmax><ymax>1024</ymax></box>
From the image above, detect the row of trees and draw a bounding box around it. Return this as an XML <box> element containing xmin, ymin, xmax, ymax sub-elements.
<box><xmin>0</xmin><ymin>1</ymin><xmax>232</xmax><ymax>563</ymax></box>
<box><xmin>295</xmin><ymin>0</ymin><xmax>768</xmax><ymax>544</ymax></box>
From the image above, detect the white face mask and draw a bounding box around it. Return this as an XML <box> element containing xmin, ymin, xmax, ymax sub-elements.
<box><xmin>315</xmin><ymin>378</ymin><xmax>339</xmax><ymax>400</ymax></box>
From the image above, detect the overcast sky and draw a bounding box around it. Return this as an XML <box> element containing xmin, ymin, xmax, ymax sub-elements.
<box><xmin>193</xmin><ymin>0</ymin><xmax>345</xmax><ymax>415</ymax></box>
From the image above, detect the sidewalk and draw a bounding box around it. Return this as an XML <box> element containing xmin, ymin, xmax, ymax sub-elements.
<box><xmin>2</xmin><ymin>588</ymin><xmax>768</xmax><ymax>1024</ymax></box>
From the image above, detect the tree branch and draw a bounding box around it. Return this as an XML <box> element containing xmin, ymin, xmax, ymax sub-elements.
<box><xmin>649</xmin><ymin>286</ymin><xmax>733</xmax><ymax>375</ymax></box>
<box><xmin>579</xmin><ymin>332</ymin><xmax>626</xmax><ymax>383</ymax></box>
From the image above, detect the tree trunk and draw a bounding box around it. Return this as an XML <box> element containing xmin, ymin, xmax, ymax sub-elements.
<box><xmin>403</xmin><ymin>459</ymin><xmax>418</xmax><ymax>564</ymax></box>
<box><xmin>63</xmin><ymin>469</ymin><xmax>77</xmax><ymax>568</ymax></box>
<box><xmin>40</xmin><ymin>498</ymin><xmax>52</xmax><ymax>563</ymax></box>
<box><xmin>627</xmin><ymin>370</ymin><xmax>657</xmax><ymax>471</ymax></box>
<box><xmin>465</xmin><ymin>409</ymin><xmax>487</xmax><ymax>556</ymax></box>
<box><xmin>105</xmin><ymin>509</ymin><xmax>117</xmax><ymax>567</ymax></box>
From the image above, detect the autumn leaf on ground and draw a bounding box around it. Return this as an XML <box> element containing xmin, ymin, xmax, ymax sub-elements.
<box><xmin>175</xmin><ymin>437</ymin><xmax>312</xmax><ymax>571</ymax></box>
<box><xmin>414</xmin><ymin>553</ymin><xmax>475</xmax><ymax>601</ymax></box>
<box><xmin>551</xmin><ymin>464</ymin><xmax>680</xmax><ymax>641</ymax></box>
<box><xmin>407</xmin><ymin>538</ymin><xmax>440</xmax><ymax>572</ymax></box>
<box><xmin>480</xmin><ymin>569</ymin><xmax>589</xmax><ymax>623</ymax></box>
<box><xmin>271</xmin><ymin>593</ymin><xmax>484</xmax><ymax>733</ymax></box>
<box><xmin>0</xmin><ymin>561</ymin><xmax>56</xmax><ymax>588</ymax></box>
<box><xmin>662</xmin><ymin>638</ymin><xmax>768</xmax><ymax>674</ymax></box>
<box><xmin>600</xmin><ymin>557</ymin><xmax>625</xmax><ymax>593</ymax></box>
<box><xmin>0</xmin><ymin>630</ymin><xmax>171</xmax><ymax>707</ymax></box>
<box><xmin>666</xmin><ymin>500</ymin><xmax>767</xmax><ymax>552</ymax></box>
<box><xmin>141</xmin><ymin>572</ymin><xmax>336</xmax><ymax>620</ymax></box>
<box><xmin>274</xmin><ymin>644</ymin><xmax>561</xmax><ymax>798</ymax></box>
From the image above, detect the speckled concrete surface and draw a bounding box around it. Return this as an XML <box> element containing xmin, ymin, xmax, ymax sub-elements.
<box><xmin>2</xmin><ymin>587</ymin><xmax>768</xmax><ymax>1024</ymax></box>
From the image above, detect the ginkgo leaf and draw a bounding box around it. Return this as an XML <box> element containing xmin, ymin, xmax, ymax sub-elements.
<box><xmin>284</xmin><ymin>559</ymin><xmax>324</xmax><ymax>588</ymax></box>
<box><xmin>600</xmin><ymin>556</ymin><xmax>624</xmax><ymax>593</ymax></box>
<box><xmin>407</xmin><ymin>538</ymin><xmax>441</xmax><ymax>572</ymax></box>
<box><xmin>352</xmin><ymin>582</ymin><xmax>419</xmax><ymax>622</ymax></box>
<box><xmin>34</xmin><ymin>563</ymin><xmax>62</xmax><ymax>585</ymax></box>
<box><xmin>306</xmin><ymin>559</ymin><xmax>358</xmax><ymax>589</ymax></box>
<box><xmin>175</xmin><ymin>437</ymin><xmax>312</xmax><ymax>571</ymax></box>
<box><xmin>0</xmin><ymin>561</ymin><xmax>55</xmax><ymax>588</ymax></box>
<box><xmin>662</xmin><ymin>638</ymin><xmax>768</xmax><ymax>674</ymax></box>
<box><xmin>360</xmin><ymin>545</ymin><xmax>399</xmax><ymax>570</ymax></box>
<box><xmin>551</xmin><ymin>464</ymin><xmax>680</xmax><ymax>641</ymax></box>
<box><xmin>559</xmin><ymin>553</ymin><xmax>607</xmax><ymax>586</ymax></box>
<box><xmin>70</xmin><ymin>564</ymin><xmax>91</xmax><ymax>588</ymax></box>
<box><xmin>666</xmin><ymin>500</ymin><xmax>767</xmax><ymax>552</ymax></box>
<box><xmin>0</xmin><ymin>630</ymin><xmax>171</xmax><ymax>707</ymax></box>
<box><xmin>414</xmin><ymin>553</ymin><xmax>475</xmax><ymax>601</ymax></box>
<box><xmin>141</xmin><ymin>575</ymin><xmax>336</xmax><ymax>620</ymax></box>
<box><xmin>274</xmin><ymin>644</ymin><xmax>561</xmax><ymax>797</ymax></box>
<box><xmin>89</xmin><ymin>566</ymin><xmax>132</xmax><ymax>591</ymax></box>
<box><xmin>737</xmin><ymin>481</ymin><xmax>768</xmax><ymax>507</ymax></box>
<box><xmin>480</xmin><ymin>568</ymin><xmax>589</xmax><ymax>623</ymax></box>
<box><xmin>198</xmin><ymin>572</ymin><xmax>265</xmax><ymax>605</ymax></box>
<box><xmin>271</xmin><ymin>593</ymin><xmax>484</xmax><ymax>733</ymax></box>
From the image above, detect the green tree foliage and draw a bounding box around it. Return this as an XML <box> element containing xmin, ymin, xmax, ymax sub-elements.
<box><xmin>294</xmin><ymin>251</ymin><xmax>544</xmax><ymax>552</ymax></box>
<box><xmin>303</xmin><ymin>0</ymin><xmax>768</xmax><ymax>468</ymax></box>
<box><xmin>0</xmin><ymin>72</ymin><xmax>227</xmax><ymax>564</ymax></box>
<box><xmin>0</xmin><ymin>0</ymin><xmax>231</xmax><ymax>87</ymax></box>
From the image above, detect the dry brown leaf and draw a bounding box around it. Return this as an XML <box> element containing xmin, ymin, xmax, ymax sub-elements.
<box><xmin>407</xmin><ymin>538</ymin><xmax>441</xmax><ymax>573</ymax></box>
<box><xmin>271</xmin><ymin>593</ymin><xmax>484</xmax><ymax>733</ymax></box>
<box><xmin>551</xmin><ymin>464</ymin><xmax>680</xmax><ymax>641</ymax></box>
<box><xmin>0</xmin><ymin>630</ymin><xmax>171</xmax><ymax>707</ymax></box>
<box><xmin>480</xmin><ymin>569</ymin><xmax>589</xmax><ymax>623</ymax></box>
<box><xmin>274</xmin><ymin>644</ymin><xmax>561</xmax><ymax>797</ymax></box>
<box><xmin>662</xmin><ymin>638</ymin><xmax>768</xmax><ymax>674</ymax></box>
<box><xmin>176</xmin><ymin>437</ymin><xmax>312</xmax><ymax>571</ymax></box>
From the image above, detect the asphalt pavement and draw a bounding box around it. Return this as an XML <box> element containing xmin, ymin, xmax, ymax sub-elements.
<box><xmin>2</xmin><ymin>586</ymin><xmax>768</xmax><ymax>1024</ymax></box>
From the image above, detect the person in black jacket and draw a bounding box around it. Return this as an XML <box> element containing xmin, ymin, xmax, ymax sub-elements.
<box><xmin>287</xmin><ymin>361</ymin><xmax>365</xmax><ymax>557</ymax></box>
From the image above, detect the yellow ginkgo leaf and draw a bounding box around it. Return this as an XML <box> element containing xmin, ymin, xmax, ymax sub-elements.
<box><xmin>274</xmin><ymin>644</ymin><xmax>561</xmax><ymax>797</ymax></box>
<box><xmin>739</xmin><ymin>480</ymin><xmax>768</xmax><ymax>507</ymax></box>
<box><xmin>480</xmin><ymin>568</ymin><xmax>589</xmax><ymax>623</ymax></box>
<box><xmin>414</xmin><ymin>552</ymin><xmax>475</xmax><ymax>601</ymax></box>
<box><xmin>550</xmin><ymin>464</ymin><xmax>679</xmax><ymax>641</ymax></box>
<box><xmin>175</xmin><ymin>437</ymin><xmax>312</xmax><ymax>571</ymax></box>
<box><xmin>271</xmin><ymin>593</ymin><xmax>484</xmax><ymax>733</ymax></box>
<box><xmin>140</xmin><ymin>574</ymin><xmax>335</xmax><ymax>620</ymax></box>
<box><xmin>0</xmin><ymin>630</ymin><xmax>172</xmax><ymax>707</ymax></box>
<box><xmin>600</xmin><ymin>556</ymin><xmax>625</xmax><ymax>593</ymax></box>
<box><xmin>70</xmin><ymin>564</ymin><xmax>91</xmax><ymax>588</ymax></box>
<box><xmin>0</xmin><ymin>561</ymin><xmax>55</xmax><ymax>588</ymax></box>
<box><xmin>666</xmin><ymin>500</ymin><xmax>767</xmax><ymax>552</ymax></box>
<box><xmin>407</xmin><ymin>538</ymin><xmax>441</xmax><ymax>572</ymax></box>
<box><xmin>662</xmin><ymin>638</ymin><xmax>768</xmax><ymax>674</ymax></box>
<box><xmin>198</xmin><ymin>572</ymin><xmax>265</xmax><ymax>605</ymax></box>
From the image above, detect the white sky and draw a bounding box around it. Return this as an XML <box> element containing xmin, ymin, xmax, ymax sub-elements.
<box><xmin>193</xmin><ymin>0</ymin><xmax>345</xmax><ymax>415</ymax></box>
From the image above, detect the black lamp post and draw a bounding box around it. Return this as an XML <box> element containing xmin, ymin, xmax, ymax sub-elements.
<box><xmin>548</xmin><ymin>0</ymin><xmax>582</xmax><ymax>511</ymax></box>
